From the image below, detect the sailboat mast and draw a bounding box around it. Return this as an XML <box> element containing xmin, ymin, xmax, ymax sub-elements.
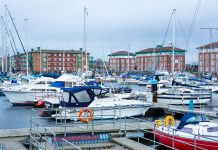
<box><xmin>24</xmin><ymin>18</ymin><xmax>29</xmax><ymax>75</ymax></box>
<box><xmin>83</xmin><ymin>6</ymin><xmax>88</xmax><ymax>73</ymax></box>
<box><xmin>172</xmin><ymin>9</ymin><xmax>176</xmax><ymax>75</ymax></box>
<box><xmin>1</xmin><ymin>17</ymin><xmax>5</xmax><ymax>72</ymax></box>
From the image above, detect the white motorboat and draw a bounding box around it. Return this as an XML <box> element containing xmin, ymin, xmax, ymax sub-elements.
<box><xmin>157</xmin><ymin>88</ymin><xmax>211</xmax><ymax>105</ymax></box>
<box><xmin>3</xmin><ymin>74</ymin><xmax>85</xmax><ymax>105</ymax></box>
<box><xmin>50</xmin><ymin>86</ymin><xmax>152</xmax><ymax>120</ymax></box>
<box><xmin>2</xmin><ymin>76</ymin><xmax>59</xmax><ymax>105</ymax></box>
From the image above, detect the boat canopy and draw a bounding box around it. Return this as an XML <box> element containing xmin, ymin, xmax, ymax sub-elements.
<box><xmin>60</xmin><ymin>86</ymin><xmax>109</xmax><ymax>107</ymax></box>
<box><xmin>39</xmin><ymin>73</ymin><xmax>61</xmax><ymax>79</ymax></box>
<box><xmin>50</xmin><ymin>81</ymin><xmax>65</xmax><ymax>88</ymax></box>
<box><xmin>177</xmin><ymin>113</ymin><xmax>209</xmax><ymax>129</ymax></box>
<box><xmin>84</xmin><ymin>81</ymin><xmax>99</xmax><ymax>86</ymax></box>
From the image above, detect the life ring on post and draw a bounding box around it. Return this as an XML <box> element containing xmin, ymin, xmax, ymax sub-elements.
<box><xmin>165</xmin><ymin>115</ymin><xmax>175</xmax><ymax>126</ymax></box>
<box><xmin>79</xmin><ymin>108</ymin><xmax>93</xmax><ymax>123</ymax></box>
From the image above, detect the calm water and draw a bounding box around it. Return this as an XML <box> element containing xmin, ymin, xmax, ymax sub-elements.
<box><xmin>0</xmin><ymin>84</ymin><xmax>217</xmax><ymax>129</ymax></box>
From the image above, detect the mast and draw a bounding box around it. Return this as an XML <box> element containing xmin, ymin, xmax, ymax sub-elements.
<box><xmin>172</xmin><ymin>9</ymin><xmax>176</xmax><ymax>75</ymax></box>
<box><xmin>24</xmin><ymin>18</ymin><xmax>29</xmax><ymax>75</ymax></box>
<box><xmin>83</xmin><ymin>6</ymin><xmax>88</xmax><ymax>73</ymax></box>
<box><xmin>4</xmin><ymin>5</ymin><xmax>7</xmax><ymax>72</ymax></box>
<box><xmin>127</xmin><ymin>45</ymin><xmax>130</xmax><ymax>72</ymax></box>
<box><xmin>62</xmin><ymin>47</ymin><xmax>65</xmax><ymax>72</ymax></box>
<box><xmin>1</xmin><ymin>17</ymin><xmax>5</xmax><ymax>72</ymax></box>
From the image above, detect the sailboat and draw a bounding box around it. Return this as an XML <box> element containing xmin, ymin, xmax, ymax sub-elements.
<box><xmin>153</xmin><ymin>113</ymin><xmax>218</xmax><ymax>150</ymax></box>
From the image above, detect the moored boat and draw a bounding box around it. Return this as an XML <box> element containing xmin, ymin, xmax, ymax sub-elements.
<box><xmin>153</xmin><ymin>113</ymin><xmax>218</xmax><ymax>150</ymax></box>
<box><xmin>157</xmin><ymin>88</ymin><xmax>211</xmax><ymax>105</ymax></box>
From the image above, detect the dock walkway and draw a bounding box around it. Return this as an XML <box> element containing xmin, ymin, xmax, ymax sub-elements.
<box><xmin>0</xmin><ymin>121</ymin><xmax>153</xmax><ymax>138</ymax></box>
<box><xmin>153</xmin><ymin>103</ymin><xmax>218</xmax><ymax>118</ymax></box>
<box><xmin>112</xmin><ymin>137</ymin><xmax>153</xmax><ymax>150</ymax></box>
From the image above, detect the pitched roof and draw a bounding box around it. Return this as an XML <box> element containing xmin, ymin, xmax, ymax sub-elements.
<box><xmin>108</xmin><ymin>51</ymin><xmax>135</xmax><ymax>56</ymax></box>
<box><xmin>197</xmin><ymin>42</ymin><xmax>218</xmax><ymax>49</ymax></box>
<box><xmin>136</xmin><ymin>46</ymin><xmax>186</xmax><ymax>54</ymax></box>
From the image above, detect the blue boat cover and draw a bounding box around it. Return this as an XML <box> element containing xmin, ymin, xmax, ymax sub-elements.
<box><xmin>177</xmin><ymin>113</ymin><xmax>209</xmax><ymax>130</ymax></box>
<box><xmin>11</xmin><ymin>79</ymin><xmax>17</xmax><ymax>83</ymax></box>
<box><xmin>60</xmin><ymin>86</ymin><xmax>109</xmax><ymax>107</ymax></box>
<box><xmin>85</xmin><ymin>81</ymin><xmax>99</xmax><ymax>86</ymax></box>
<box><xmin>39</xmin><ymin>73</ymin><xmax>61</xmax><ymax>79</ymax></box>
<box><xmin>50</xmin><ymin>81</ymin><xmax>65</xmax><ymax>88</ymax></box>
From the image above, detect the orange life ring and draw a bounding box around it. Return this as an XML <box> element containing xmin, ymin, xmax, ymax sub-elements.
<box><xmin>79</xmin><ymin>108</ymin><xmax>93</xmax><ymax>123</ymax></box>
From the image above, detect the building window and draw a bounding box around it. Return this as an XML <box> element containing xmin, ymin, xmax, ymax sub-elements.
<box><xmin>59</xmin><ymin>58</ymin><xmax>61</xmax><ymax>61</ymax></box>
<box><xmin>68</xmin><ymin>54</ymin><xmax>70</xmax><ymax>57</ymax></box>
<box><xmin>212</xmin><ymin>54</ymin><xmax>215</xmax><ymax>59</ymax></box>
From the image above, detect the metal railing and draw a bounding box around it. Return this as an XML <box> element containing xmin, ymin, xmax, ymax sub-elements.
<box><xmin>122</xmin><ymin>116</ymin><xmax>218</xmax><ymax>150</ymax></box>
<box><xmin>30</xmin><ymin>107</ymin><xmax>218</xmax><ymax>150</ymax></box>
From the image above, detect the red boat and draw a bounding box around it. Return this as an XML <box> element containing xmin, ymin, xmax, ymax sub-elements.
<box><xmin>153</xmin><ymin>113</ymin><xmax>218</xmax><ymax>150</ymax></box>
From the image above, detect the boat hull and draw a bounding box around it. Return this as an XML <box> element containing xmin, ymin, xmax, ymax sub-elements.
<box><xmin>53</xmin><ymin>106</ymin><xmax>150</xmax><ymax>120</ymax></box>
<box><xmin>153</xmin><ymin>129</ymin><xmax>218</xmax><ymax>150</ymax></box>
<box><xmin>3</xmin><ymin>90</ymin><xmax>60</xmax><ymax>105</ymax></box>
<box><xmin>157</xmin><ymin>94</ymin><xmax>211</xmax><ymax>105</ymax></box>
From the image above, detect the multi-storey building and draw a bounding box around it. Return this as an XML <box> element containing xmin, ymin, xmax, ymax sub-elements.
<box><xmin>0</xmin><ymin>47</ymin><xmax>90</xmax><ymax>73</ymax></box>
<box><xmin>108</xmin><ymin>51</ymin><xmax>135</xmax><ymax>72</ymax></box>
<box><xmin>197</xmin><ymin>42</ymin><xmax>218</xmax><ymax>74</ymax></box>
<box><xmin>135</xmin><ymin>46</ymin><xmax>186</xmax><ymax>73</ymax></box>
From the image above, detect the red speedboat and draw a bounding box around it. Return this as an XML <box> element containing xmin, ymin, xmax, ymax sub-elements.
<box><xmin>153</xmin><ymin>113</ymin><xmax>218</xmax><ymax>150</ymax></box>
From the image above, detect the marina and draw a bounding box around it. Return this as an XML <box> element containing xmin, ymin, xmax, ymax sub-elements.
<box><xmin>0</xmin><ymin>1</ymin><xmax>218</xmax><ymax>150</ymax></box>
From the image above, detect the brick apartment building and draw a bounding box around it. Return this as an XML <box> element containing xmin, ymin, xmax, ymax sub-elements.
<box><xmin>108</xmin><ymin>51</ymin><xmax>135</xmax><ymax>72</ymax></box>
<box><xmin>135</xmin><ymin>46</ymin><xmax>186</xmax><ymax>73</ymax></box>
<box><xmin>108</xmin><ymin>46</ymin><xmax>186</xmax><ymax>73</ymax></box>
<box><xmin>0</xmin><ymin>47</ymin><xmax>93</xmax><ymax>73</ymax></box>
<box><xmin>197</xmin><ymin>41</ymin><xmax>218</xmax><ymax>74</ymax></box>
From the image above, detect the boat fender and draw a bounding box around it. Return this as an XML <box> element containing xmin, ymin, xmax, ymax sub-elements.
<box><xmin>165</xmin><ymin>115</ymin><xmax>175</xmax><ymax>126</ymax></box>
<box><xmin>79</xmin><ymin>108</ymin><xmax>93</xmax><ymax>123</ymax></box>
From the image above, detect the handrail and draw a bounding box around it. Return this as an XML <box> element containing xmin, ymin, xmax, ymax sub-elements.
<box><xmin>62</xmin><ymin>138</ymin><xmax>81</xmax><ymax>150</ymax></box>
<box><xmin>123</xmin><ymin>119</ymin><xmax>206</xmax><ymax>150</ymax></box>
<box><xmin>126</xmin><ymin>116</ymin><xmax>218</xmax><ymax>143</ymax></box>
<box><xmin>30</xmin><ymin>107</ymin><xmax>218</xmax><ymax>150</ymax></box>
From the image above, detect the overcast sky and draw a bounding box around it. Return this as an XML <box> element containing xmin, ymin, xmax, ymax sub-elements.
<box><xmin>0</xmin><ymin>0</ymin><xmax>218</xmax><ymax>64</ymax></box>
